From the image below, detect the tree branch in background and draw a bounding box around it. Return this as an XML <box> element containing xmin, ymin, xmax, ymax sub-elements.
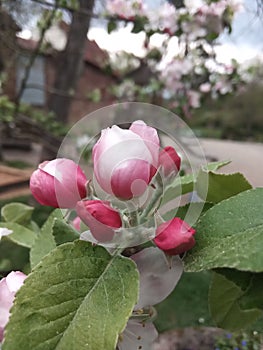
<box><xmin>14</xmin><ymin>2</ymin><xmax>58</xmax><ymax>110</ymax></box>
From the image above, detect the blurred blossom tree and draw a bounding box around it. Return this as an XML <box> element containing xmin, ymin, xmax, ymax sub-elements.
<box><xmin>0</xmin><ymin>0</ymin><xmax>259</xmax><ymax>141</ymax></box>
<box><xmin>105</xmin><ymin>0</ymin><xmax>249</xmax><ymax>118</ymax></box>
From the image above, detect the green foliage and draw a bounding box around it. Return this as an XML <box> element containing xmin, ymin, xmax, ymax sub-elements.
<box><xmin>1</xmin><ymin>202</ymin><xmax>34</xmax><ymax>226</ymax></box>
<box><xmin>30</xmin><ymin>209</ymin><xmax>63</xmax><ymax>269</ymax></box>
<box><xmin>131</xmin><ymin>16</ymin><xmax>149</xmax><ymax>33</ymax></box>
<box><xmin>0</xmin><ymin>96</ymin><xmax>67</xmax><ymax>138</ymax></box>
<box><xmin>163</xmin><ymin>202</ymin><xmax>213</xmax><ymax>222</ymax></box>
<box><xmin>196</xmin><ymin>171</ymin><xmax>252</xmax><ymax>203</ymax></box>
<box><xmin>184</xmin><ymin>188</ymin><xmax>263</xmax><ymax>272</ymax></box>
<box><xmin>1</xmin><ymin>158</ymin><xmax>263</xmax><ymax>344</ymax></box>
<box><xmin>3</xmin><ymin>241</ymin><xmax>139</xmax><ymax>350</ymax></box>
<box><xmin>155</xmin><ymin>271</ymin><xmax>213</xmax><ymax>331</ymax></box>
<box><xmin>0</xmin><ymin>223</ymin><xmax>35</xmax><ymax>248</ymax></box>
<box><xmin>86</xmin><ymin>88</ymin><xmax>102</xmax><ymax>103</ymax></box>
<box><xmin>19</xmin><ymin>104</ymin><xmax>68</xmax><ymax>137</ymax></box>
<box><xmin>107</xmin><ymin>19</ymin><xmax>117</xmax><ymax>34</ymax></box>
<box><xmin>0</xmin><ymin>240</ymin><xmax>29</xmax><ymax>273</ymax></box>
<box><xmin>0</xmin><ymin>96</ymin><xmax>15</xmax><ymax>123</ymax></box>
<box><xmin>1</xmin><ymin>160</ymin><xmax>32</xmax><ymax>169</ymax></box>
<box><xmin>52</xmin><ymin>219</ymin><xmax>80</xmax><ymax>246</ymax></box>
<box><xmin>191</xmin><ymin>83</ymin><xmax>263</xmax><ymax>142</ymax></box>
<box><xmin>209</xmin><ymin>271</ymin><xmax>262</xmax><ymax>331</ymax></box>
<box><xmin>161</xmin><ymin>160</ymin><xmax>232</xmax><ymax>205</ymax></box>
<box><xmin>161</xmin><ymin>173</ymin><xmax>195</xmax><ymax>205</ymax></box>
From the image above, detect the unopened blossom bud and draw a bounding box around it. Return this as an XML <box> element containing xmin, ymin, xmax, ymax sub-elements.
<box><xmin>154</xmin><ymin>218</ymin><xmax>196</xmax><ymax>255</ymax></box>
<box><xmin>76</xmin><ymin>200</ymin><xmax>122</xmax><ymax>242</ymax></box>
<box><xmin>92</xmin><ymin>120</ymin><xmax>160</xmax><ymax>199</ymax></box>
<box><xmin>30</xmin><ymin>158</ymin><xmax>88</xmax><ymax>209</ymax></box>
<box><xmin>0</xmin><ymin>271</ymin><xmax>27</xmax><ymax>342</ymax></box>
<box><xmin>159</xmin><ymin>146</ymin><xmax>181</xmax><ymax>177</ymax></box>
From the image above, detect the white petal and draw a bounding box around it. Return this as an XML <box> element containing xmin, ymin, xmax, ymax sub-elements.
<box><xmin>132</xmin><ymin>247</ymin><xmax>183</xmax><ymax>309</ymax></box>
<box><xmin>0</xmin><ymin>228</ymin><xmax>13</xmax><ymax>240</ymax></box>
<box><xmin>118</xmin><ymin>320</ymin><xmax>158</xmax><ymax>350</ymax></box>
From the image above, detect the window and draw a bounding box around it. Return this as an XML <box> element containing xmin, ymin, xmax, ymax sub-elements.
<box><xmin>16</xmin><ymin>55</ymin><xmax>45</xmax><ymax>105</ymax></box>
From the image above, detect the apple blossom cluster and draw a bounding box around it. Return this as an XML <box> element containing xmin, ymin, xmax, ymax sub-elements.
<box><xmin>106</xmin><ymin>0</ymin><xmax>243</xmax><ymax>36</ymax></box>
<box><xmin>0</xmin><ymin>121</ymin><xmax>195</xmax><ymax>349</ymax></box>
<box><xmin>29</xmin><ymin>120</ymin><xmax>193</xmax><ymax>253</ymax></box>
<box><xmin>106</xmin><ymin>0</ymin><xmax>146</xmax><ymax>20</ymax></box>
<box><xmin>105</xmin><ymin>0</ymin><xmax>245</xmax><ymax>117</ymax></box>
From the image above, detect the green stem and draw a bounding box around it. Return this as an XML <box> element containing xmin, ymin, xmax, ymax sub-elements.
<box><xmin>111</xmin><ymin>247</ymin><xmax>124</xmax><ymax>258</ymax></box>
<box><xmin>139</xmin><ymin>180</ymin><xmax>163</xmax><ymax>224</ymax></box>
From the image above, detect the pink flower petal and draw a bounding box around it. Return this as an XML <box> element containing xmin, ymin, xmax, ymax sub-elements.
<box><xmin>6</xmin><ymin>271</ymin><xmax>27</xmax><ymax>293</ymax></box>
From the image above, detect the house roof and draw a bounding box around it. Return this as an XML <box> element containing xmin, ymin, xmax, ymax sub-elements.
<box><xmin>17</xmin><ymin>37</ymin><xmax>109</xmax><ymax>70</ymax></box>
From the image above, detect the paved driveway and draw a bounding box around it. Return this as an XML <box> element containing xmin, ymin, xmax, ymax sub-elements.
<box><xmin>200</xmin><ymin>138</ymin><xmax>263</xmax><ymax>188</ymax></box>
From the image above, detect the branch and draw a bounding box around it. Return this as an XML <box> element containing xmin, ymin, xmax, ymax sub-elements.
<box><xmin>25</xmin><ymin>82</ymin><xmax>97</xmax><ymax>101</ymax></box>
<box><xmin>14</xmin><ymin>1</ymin><xmax>58</xmax><ymax>110</ymax></box>
<box><xmin>15</xmin><ymin>114</ymin><xmax>62</xmax><ymax>152</ymax></box>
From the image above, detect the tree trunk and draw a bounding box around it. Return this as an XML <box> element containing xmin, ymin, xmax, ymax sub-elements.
<box><xmin>48</xmin><ymin>0</ymin><xmax>95</xmax><ymax>123</ymax></box>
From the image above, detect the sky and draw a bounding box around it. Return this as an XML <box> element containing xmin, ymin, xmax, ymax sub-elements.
<box><xmin>88</xmin><ymin>0</ymin><xmax>263</xmax><ymax>64</ymax></box>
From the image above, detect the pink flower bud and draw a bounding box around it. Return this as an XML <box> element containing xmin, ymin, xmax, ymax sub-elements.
<box><xmin>76</xmin><ymin>200</ymin><xmax>122</xmax><ymax>242</ymax></box>
<box><xmin>0</xmin><ymin>271</ymin><xmax>27</xmax><ymax>342</ymax></box>
<box><xmin>154</xmin><ymin>218</ymin><xmax>196</xmax><ymax>256</ymax></box>
<box><xmin>159</xmin><ymin>146</ymin><xmax>181</xmax><ymax>177</ymax></box>
<box><xmin>92</xmin><ymin>120</ymin><xmax>160</xmax><ymax>199</ymax></box>
<box><xmin>30</xmin><ymin>158</ymin><xmax>88</xmax><ymax>208</ymax></box>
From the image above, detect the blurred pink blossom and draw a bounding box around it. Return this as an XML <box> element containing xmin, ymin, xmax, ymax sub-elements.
<box><xmin>0</xmin><ymin>271</ymin><xmax>27</xmax><ymax>342</ymax></box>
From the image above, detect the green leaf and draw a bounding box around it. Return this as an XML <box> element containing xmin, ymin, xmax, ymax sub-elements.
<box><xmin>196</xmin><ymin>171</ymin><xmax>252</xmax><ymax>203</ymax></box>
<box><xmin>107</xmin><ymin>19</ymin><xmax>117</xmax><ymax>33</ymax></box>
<box><xmin>184</xmin><ymin>188</ymin><xmax>263</xmax><ymax>272</ymax></box>
<box><xmin>0</xmin><ymin>222</ymin><xmax>35</xmax><ymax>248</ymax></box>
<box><xmin>1</xmin><ymin>202</ymin><xmax>34</xmax><ymax>225</ymax></box>
<box><xmin>239</xmin><ymin>274</ymin><xmax>263</xmax><ymax>310</ymax></box>
<box><xmin>213</xmin><ymin>269</ymin><xmax>263</xmax><ymax>312</ymax></box>
<box><xmin>202</xmin><ymin>160</ymin><xmax>231</xmax><ymax>172</ymax></box>
<box><xmin>0</xmin><ymin>240</ymin><xmax>29</xmax><ymax>272</ymax></box>
<box><xmin>161</xmin><ymin>173</ymin><xmax>195</xmax><ymax>206</ymax></box>
<box><xmin>4</xmin><ymin>241</ymin><xmax>139</xmax><ymax>350</ymax></box>
<box><xmin>52</xmin><ymin>219</ymin><xmax>80</xmax><ymax>246</ymax></box>
<box><xmin>30</xmin><ymin>210</ymin><xmax>63</xmax><ymax>269</ymax></box>
<box><xmin>131</xmin><ymin>16</ymin><xmax>148</xmax><ymax>34</ymax></box>
<box><xmin>161</xmin><ymin>161</ymin><xmax>230</xmax><ymax>206</ymax></box>
<box><xmin>162</xmin><ymin>202</ymin><xmax>213</xmax><ymax>221</ymax></box>
<box><xmin>209</xmin><ymin>271</ymin><xmax>262</xmax><ymax>331</ymax></box>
